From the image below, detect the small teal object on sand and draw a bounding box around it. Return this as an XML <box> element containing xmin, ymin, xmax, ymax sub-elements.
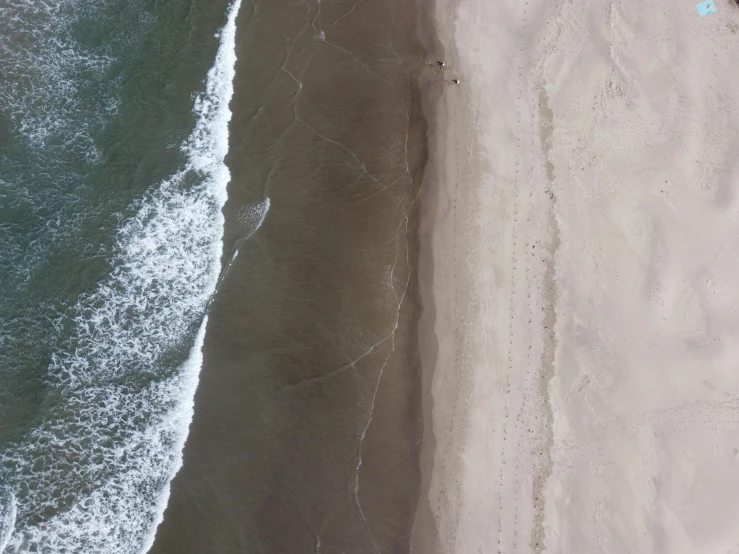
<box><xmin>696</xmin><ymin>0</ymin><xmax>716</xmax><ymax>15</ymax></box>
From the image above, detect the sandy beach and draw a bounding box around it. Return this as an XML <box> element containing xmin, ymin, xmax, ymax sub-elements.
<box><xmin>414</xmin><ymin>0</ymin><xmax>739</xmax><ymax>552</ymax></box>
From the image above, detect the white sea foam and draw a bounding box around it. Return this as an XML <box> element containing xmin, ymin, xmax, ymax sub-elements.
<box><xmin>0</xmin><ymin>491</ymin><xmax>16</xmax><ymax>554</ymax></box>
<box><xmin>238</xmin><ymin>197</ymin><xmax>271</xmax><ymax>237</ymax></box>
<box><xmin>0</xmin><ymin>0</ymin><xmax>245</xmax><ymax>552</ymax></box>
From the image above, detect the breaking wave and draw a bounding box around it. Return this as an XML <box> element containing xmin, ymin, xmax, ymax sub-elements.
<box><xmin>0</xmin><ymin>1</ymin><xmax>244</xmax><ymax>552</ymax></box>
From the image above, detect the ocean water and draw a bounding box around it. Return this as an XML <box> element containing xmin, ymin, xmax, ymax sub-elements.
<box><xmin>0</xmin><ymin>0</ymin><xmax>247</xmax><ymax>551</ymax></box>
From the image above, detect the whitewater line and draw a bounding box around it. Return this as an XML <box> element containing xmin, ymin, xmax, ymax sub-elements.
<box><xmin>137</xmin><ymin>0</ymin><xmax>243</xmax><ymax>552</ymax></box>
<box><xmin>0</xmin><ymin>492</ymin><xmax>16</xmax><ymax>554</ymax></box>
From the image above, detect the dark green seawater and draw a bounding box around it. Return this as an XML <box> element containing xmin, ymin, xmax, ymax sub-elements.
<box><xmin>0</xmin><ymin>0</ymin><xmax>242</xmax><ymax>551</ymax></box>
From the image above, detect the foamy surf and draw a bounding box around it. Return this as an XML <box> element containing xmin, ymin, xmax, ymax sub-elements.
<box><xmin>0</xmin><ymin>491</ymin><xmax>15</xmax><ymax>554</ymax></box>
<box><xmin>0</xmin><ymin>0</ymin><xmax>243</xmax><ymax>552</ymax></box>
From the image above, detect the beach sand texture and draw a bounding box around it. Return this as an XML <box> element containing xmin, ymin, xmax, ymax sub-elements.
<box><xmin>414</xmin><ymin>0</ymin><xmax>739</xmax><ymax>552</ymax></box>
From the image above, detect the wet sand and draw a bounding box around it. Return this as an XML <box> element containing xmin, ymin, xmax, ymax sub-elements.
<box><xmin>149</xmin><ymin>0</ymin><xmax>428</xmax><ymax>552</ymax></box>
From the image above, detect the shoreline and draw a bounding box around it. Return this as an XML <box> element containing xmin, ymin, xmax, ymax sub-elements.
<box><xmin>412</xmin><ymin>0</ymin><xmax>465</xmax><ymax>549</ymax></box>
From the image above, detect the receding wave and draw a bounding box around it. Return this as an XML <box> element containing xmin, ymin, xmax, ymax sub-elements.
<box><xmin>0</xmin><ymin>1</ymin><xmax>244</xmax><ymax>552</ymax></box>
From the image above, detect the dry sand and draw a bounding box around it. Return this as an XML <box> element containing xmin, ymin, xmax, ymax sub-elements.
<box><xmin>414</xmin><ymin>0</ymin><xmax>739</xmax><ymax>552</ymax></box>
